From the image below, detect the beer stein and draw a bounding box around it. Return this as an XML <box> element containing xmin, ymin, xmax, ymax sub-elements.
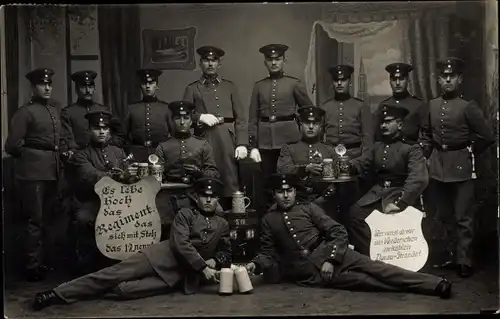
<box><xmin>234</xmin><ymin>266</ymin><xmax>253</xmax><ymax>294</ymax></box>
<box><xmin>335</xmin><ymin>144</ymin><xmax>351</xmax><ymax>180</ymax></box>
<box><xmin>322</xmin><ymin>158</ymin><xmax>335</xmax><ymax>180</ymax></box>
<box><xmin>137</xmin><ymin>163</ymin><xmax>149</xmax><ymax>179</ymax></box>
<box><xmin>150</xmin><ymin>164</ymin><xmax>163</xmax><ymax>183</ymax></box>
<box><xmin>232</xmin><ymin>191</ymin><xmax>251</xmax><ymax>214</ymax></box>
<box><xmin>218</xmin><ymin>268</ymin><xmax>234</xmax><ymax>295</ymax></box>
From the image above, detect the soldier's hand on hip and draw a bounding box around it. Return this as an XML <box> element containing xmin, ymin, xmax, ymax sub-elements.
<box><xmin>249</xmin><ymin>148</ymin><xmax>262</xmax><ymax>162</ymax></box>
<box><xmin>205</xmin><ymin>258</ymin><xmax>217</xmax><ymax>269</ymax></box>
<box><xmin>383</xmin><ymin>203</ymin><xmax>401</xmax><ymax>214</ymax></box>
<box><xmin>245</xmin><ymin>262</ymin><xmax>256</xmax><ymax>275</ymax></box>
<box><xmin>320</xmin><ymin>261</ymin><xmax>334</xmax><ymax>281</ymax></box>
<box><xmin>199</xmin><ymin>114</ymin><xmax>220</xmax><ymax>127</ymax></box>
<box><xmin>234</xmin><ymin>146</ymin><xmax>248</xmax><ymax>160</ymax></box>
<box><xmin>306</xmin><ymin>163</ymin><xmax>323</xmax><ymax>176</ymax></box>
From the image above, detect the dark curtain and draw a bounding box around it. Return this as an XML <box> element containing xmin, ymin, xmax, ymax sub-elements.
<box><xmin>98</xmin><ymin>5</ymin><xmax>142</xmax><ymax>120</ymax></box>
<box><xmin>315</xmin><ymin>24</ymin><xmax>338</xmax><ymax>106</ymax></box>
<box><xmin>5</xmin><ymin>6</ymin><xmax>19</xmax><ymax>120</ymax></box>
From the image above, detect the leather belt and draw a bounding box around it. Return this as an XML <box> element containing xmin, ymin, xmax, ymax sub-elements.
<box><xmin>379</xmin><ymin>178</ymin><xmax>406</xmax><ymax>188</ymax></box>
<box><xmin>432</xmin><ymin>141</ymin><xmax>469</xmax><ymax>152</ymax></box>
<box><xmin>24</xmin><ymin>143</ymin><xmax>59</xmax><ymax>151</ymax></box>
<box><xmin>216</xmin><ymin>117</ymin><xmax>234</xmax><ymax>124</ymax></box>
<box><xmin>260</xmin><ymin>115</ymin><xmax>296</xmax><ymax>123</ymax></box>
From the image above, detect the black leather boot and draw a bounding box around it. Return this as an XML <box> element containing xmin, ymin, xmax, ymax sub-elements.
<box><xmin>435</xmin><ymin>278</ymin><xmax>452</xmax><ymax>299</ymax></box>
<box><xmin>32</xmin><ymin>290</ymin><xmax>66</xmax><ymax>311</ymax></box>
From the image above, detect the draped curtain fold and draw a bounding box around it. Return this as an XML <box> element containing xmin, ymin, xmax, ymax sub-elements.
<box><xmin>98</xmin><ymin>5</ymin><xmax>142</xmax><ymax>120</ymax></box>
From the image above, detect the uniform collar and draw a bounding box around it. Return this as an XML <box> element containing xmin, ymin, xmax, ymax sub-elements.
<box><xmin>77</xmin><ymin>98</ymin><xmax>95</xmax><ymax>106</ymax></box>
<box><xmin>334</xmin><ymin>93</ymin><xmax>351</xmax><ymax>101</ymax></box>
<box><xmin>393</xmin><ymin>90</ymin><xmax>410</xmax><ymax>99</ymax></box>
<box><xmin>142</xmin><ymin>96</ymin><xmax>158</xmax><ymax>102</ymax></box>
<box><xmin>302</xmin><ymin>137</ymin><xmax>322</xmax><ymax>145</ymax></box>
<box><xmin>269</xmin><ymin>71</ymin><xmax>285</xmax><ymax>79</ymax></box>
<box><xmin>30</xmin><ymin>96</ymin><xmax>51</xmax><ymax>105</ymax></box>
<box><xmin>173</xmin><ymin>131</ymin><xmax>191</xmax><ymax>139</ymax></box>
<box><xmin>442</xmin><ymin>91</ymin><xmax>460</xmax><ymax>100</ymax></box>
<box><xmin>381</xmin><ymin>132</ymin><xmax>403</xmax><ymax>144</ymax></box>
<box><xmin>200</xmin><ymin>75</ymin><xmax>221</xmax><ymax>85</ymax></box>
<box><xmin>91</xmin><ymin>140</ymin><xmax>110</xmax><ymax>149</ymax></box>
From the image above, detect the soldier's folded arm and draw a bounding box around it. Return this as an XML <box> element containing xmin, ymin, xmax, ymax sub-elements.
<box><xmin>72</xmin><ymin>150</ymin><xmax>110</xmax><ymax>186</ymax></box>
<box><xmin>231</xmin><ymin>84</ymin><xmax>249</xmax><ymax>147</ymax></box>
<box><xmin>248</xmin><ymin>84</ymin><xmax>260</xmax><ymax>149</ymax></box>
<box><xmin>276</xmin><ymin>145</ymin><xmax>306</xmax><ymax>176</ymax></box>
<box><xmin>201</xmin><ymin>142</ymin><xmax>221</xmax><ymax>179</ymax></box>
<box><xmin>308</xmin><ymin>203</ymin><xmax>348</xmax><ymax>265</ymax></box>
<box><xmin>60</xmin><ymin>107</ymin><xmax>79</xmax><ymax>152</ymax></box>
<box><xmin>464</xmin><ymin>100</ymin><xmax>495</xmax><ymax>154</ymax></box>
<box><xmin>251</xmin><ymin>217</ymin><xmax>279</xmax><ymax>276</ymax></box>
<box><xmin>169</xmin><ymin>208</ymin><xmax>208</xmax><ymax>272</ymax></box>
<box><xmin>360</xmin><ymin>102</ymin><xmax>374</xmax><ymax>157</ymax></box>
<box><xmin>5</xmin><ymin>107</ymin><xmax>30</xmax><ymax>157</ymax></box>
<box><xmin>397</xmin><ymin>145</ymin><xmax>429</xmax><ymax>210</ymax></box>
<box><xmin>293</xmin><ymin>80</ymin><xmax>314</xmax><ymax>106</ymax></box>
<box><xmin>350</xmin><ymin>144</ymin><xmax>374</xmax><ymax>176</ymax></box>
<box><xmin>214</xmin><ymin>221</ymin><xmax>232</xmax><ymax>268</ymax></box>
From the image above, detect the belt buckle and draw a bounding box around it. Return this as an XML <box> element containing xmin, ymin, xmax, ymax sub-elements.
<box><xmin>217</xmin><ymin>117</ymin><xmax>224</xmax><ymax>124</ymax></box>
<box><xmin>383</xmin><ymin>181</ymin><xmax>391</xmax><ymax>188</ymax></box>
<box><xmin>300</xmin><ymin>249</ymin><xmax>310</xmax><ymax>257</ymax></box>
<box><xmin>54</xmin><ymin>145</ymin><xmax>59</xmax><ymax>151</ymax></box>
<box><xmin>442</xmin><ymin>144</ymin><xmax>448</xmax><ymax>151</ymax></box>
<box><xmin>145</xmin><ymin>141</ymin><xmax>152</xmax><ymax>147</ymax></box>
<box><xmin>269</xmin><ymin>115</ymin><xmax>277</xmax><ymax>123</ymax></box>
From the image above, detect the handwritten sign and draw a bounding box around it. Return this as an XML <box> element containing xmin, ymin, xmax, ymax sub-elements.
<box><xmin>365</xmin><ymin>206</ymin><xmax>429</xmax><ymax>272</ymax></box>
<box><xmin>94</xmin><ymin>176</ymin><xmax>162</xmax><ymax>260</ymax></box>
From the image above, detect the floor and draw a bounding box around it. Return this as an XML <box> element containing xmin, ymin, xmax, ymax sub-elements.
<box><xmin>4</xmin><ymin>259</ymin><xmax>498</xmax><ymax>318</ymax></box>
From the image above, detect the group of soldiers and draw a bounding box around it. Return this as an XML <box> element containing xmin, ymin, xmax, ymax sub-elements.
<box><xmin>5</xmin><ymin>42</ymin><xmax>495</xmax><ymax>310</ymax></box>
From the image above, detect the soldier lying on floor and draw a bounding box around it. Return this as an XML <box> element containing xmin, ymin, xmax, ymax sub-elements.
<box><xmin>245</xmin><ymin>173</ymin><xmax>452</xmax><ymax>299</ymax></box>
<box><xmin>31</xmin><ymin>177</ymin><xmax>231</xmax><ymax>311</ymax></box>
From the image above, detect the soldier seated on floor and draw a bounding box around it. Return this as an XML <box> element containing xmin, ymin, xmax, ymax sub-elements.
<box><xmin>347</xmin><ymin>103</ymin><xmax>428</xmax><ymax>257</ymax></box>
<box><xmin>70</xmin><ymin>109</ymin><xmax>137</xmax><ymax>276</ymax></box>
<box><xmin>245</xmin><ymin>174</ymin><xmax>451</xmax><ymax>299</ymax></box>
<box><xmin>154</xmin><ymin>101</ymin><xmax>221</xmax><ymax>215</ymax></box>
<box><xmin>276</xmin><ymin>106</ymin><xmax>339</xmax><ymax>216</ymax></box>
<box><xmin>31</xmin><ymin>177</ymin><xmax>231</xmax><ymax>311</ymax></box>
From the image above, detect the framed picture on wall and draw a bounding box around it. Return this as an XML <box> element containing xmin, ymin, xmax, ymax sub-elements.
<box><xmin>142</xmin><ymin>27</ymin><xmax>197</xmax><ymax>70</ymax></box>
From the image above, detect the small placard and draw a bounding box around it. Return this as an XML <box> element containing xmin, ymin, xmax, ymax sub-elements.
<box><xmin>365</xmin><ymin>206</ymin><xmax>429</xmax><ymax>272</ymax></box>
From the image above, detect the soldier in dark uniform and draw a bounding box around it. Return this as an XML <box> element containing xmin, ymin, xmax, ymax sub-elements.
<box><xmin>320</xmin><ymin>64</ymin><xmax>373</xmax><ymax>217</ymax></box>
<box><xmin>248</xmin><ymin>44</ymin><xmax>313</xmax><ymax>208</ymax></box>
<box><xmin>348</xmin><ymin>104</ymin><xmax>429</xmax><ymax>256</ymax></box>
<box><xmin>276</xmin><ymin>106</ymin><xmax>339</xmax><ymax>216</ymax></box>
<box><xmin>121</xmin><ymin>69</ymin><xmax>172</xmax><ymax>162</ymax></box>
<box><xmin>154</xmin><ymin>101</ymin><xmax>220</xmax><ymax>217</ymax></box>
<box><xmin>374</xmin><ymin>63</ymin><xmax>432</xmax><ymax>156</ymax></box>
<box><xmin>183</xmin><ymin>46</ymin><xmax>248</xmax><ymax>209</ymax></box>
<box><xmin>31</xmin><ymin>177</ymin><xmax>232</xmax><ymax>311</ymax></box>
<box><xmin>70</xmin><ymin>109</ymin><xmax>136</xmax><ymax>275</ymax></box>
<box><xmin>60</xmin><ymin>70</ymin><xmax>115</xmax><ymax>158</ymax></box>
<box><xmin>426</xmin><ymin>58</ymin><xmax>494</xmax><ymax>277</ymax></box>
<box><xmin>5</xmin><ymin>68</ymin><xmax>62</xmax><ymax>281</ymax></box>
<box><xmin>245</xmin><ymin>174</ymin><xmax>451</xmax><ymax>298</ymax></box>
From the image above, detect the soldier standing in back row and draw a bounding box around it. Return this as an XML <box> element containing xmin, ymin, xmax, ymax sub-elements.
<box><xmin>320</xmin><ymin>64</ymin><xmax>373</xmax><ymax>218</ymax></box>
<box><xmin>426</xmin><ymin>58</ymin><xmax>494</xmax><ymax>278</ymax></box>
<box><xmin>5</xmin><ymin>68</ymin><xmax>62</xmax><ymax>281</ymax></box>
<box><xmin>248</xmin><ymin>44</ymin><xmax>313</xmax><ymax>208</ymax></box>
<box><xmin>374</xmin><ymin>63</ymin><xmax>432</xmax><ymax>156</ymax></box>
<box><xmin>120</xmin><ymin>69</ymin><xmax>172</xmax><ymax>162</ymax></box>
<box><xmin>183</xmin><ymin>46</ymin><xmax>248</xmax><ymax>209</ymax></box>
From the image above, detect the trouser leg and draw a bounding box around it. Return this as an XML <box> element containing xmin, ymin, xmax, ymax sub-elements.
<box><xmin>326</xmin><ymin>270</ymin><xmax>400</xmax><ymax>292</ymax></box>
<box><xmin>20</xmin><ymin>180</ymin><xmax>45</xmax><ymax>271</ymax></box>
<box><xmin>336</xmin><ymin>182</ymin><xmax>360</xmax><ymax>227</ymax></box>
<box><xmin>348</xmin><ymin>202</ymin><xmax>380</xmax><ymax>256</ymax></box>
<box><xmin>41</xmin><ymin>181</ymin><xmax>59</xmax><ymax>268</ymax></box>
<box><xmin>335</xmin><ymin>249</ymin><xmax>442</xmax><ymax>295</ymax></box>
<box><xmin>54</xmin><ymin>252</ymin><xmax>155</xmax><ymax>303</ymax></box>
<box><xmin>453</xmin><ymin>180</ymin><xmax>475</xmax><ymax>266</ymax></box>
<box><xmin>74</xmin><ymin>201</ymin><xmax>101</xmax><ymax>274</ymax></box>
<box><xmin>110</xmin><ymin>275</ymin><xmax>173</xmax><ymax>300</ymax></box>
<box><xmin>259</xmin><ymin>149</ymin><xmax>281</xmax><ymax>209</ymax></box>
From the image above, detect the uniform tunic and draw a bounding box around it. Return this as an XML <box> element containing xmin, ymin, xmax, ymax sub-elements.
<box><xmin>183</xmin><ymin>76</ymin><xmax>248</xmax><ymax>196</ymax></box>
<box><xmin>277</xmin><ymin>141</ymin><xmax>338</xmax><ymax>205</ymax></box>
<box><xmin>122</xmin><ymin>97</ymin><xmax>172</xmax><ymax>162</ymax></box>
<box><xmin>248</xmin><ymin>74</ymin><xmax>313</xmax><ymax>150</ymax></box>
<box><xmin>426</xmin><ymin>96</ymin><xmax>494</xmax><ymax>266</ymax></box>
<box><xmin>154</xmin><ymin>134</ymin><xmax>220</xmax><ymax>182</ymax></box>
<box><xmin>5</xmin><ymin>97</ymin><xmax>62</xmax><ymax>270</ymax></box>
<box><xmin>252</xmin><ymin>202</ymin><xmax>441</xmax><ymax>295</ymax></box>
<box><xmin>54</xmin><ymin>206</ymin><xmax>231</xmax><ymax>302</ymax></box>
<box><xmin>349</xmin><ymin>137</ymin><xmax>429</xmax><ymax>255</ymax></box>
<box><xmin>374</xmin><ymin>93</ymin><xmax>432</xmax><ymax>155</ymax></box>
<box><xmin>60</xmin><ymin>100</ymin><xmax>110</xmax><ymax>152</ymax></box>
<box><xmin>320</xmin><ymin>95</ymin><xmax>373</xmax><ymax>159</ymax></box>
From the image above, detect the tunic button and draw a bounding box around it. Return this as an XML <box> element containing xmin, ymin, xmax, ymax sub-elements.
<box><xmin>293</xmin><ymin>234</ymin><xmax>297</xmax><ymax>238</ymax></box>
<box><xmin>147</xmin><ymin>128</ymin><xmax>151</xmax><ymax>132</ymax></box>
<box><xmin>384</xmin><ymin>150</ymin><xmax>387</xmax><ymax>154</ymax></box>
<box><xmin>104</xmin><ymin>154</ymin><xmax>108</xmax><ymax>158</ymax></box>
<box><xmin>396</xmin><ymin>100</ymin><xmax>399</xmax><ymax>104</ymax></box>
<box><xmin>146</xmin><ymin>104</ymin><xmax>150</xmax><ymax>107</ymax></box>
<box><xmin>309</xmin><ymin>145</ymin><xmax>312</xmax><ymax>148</ymax></box>
<box><xmin>385</xmin><ymin>145</ymin><xmax>389</xmax><ymax>148</ymax></box>
<box><xmin>383</xmin><ymin>157</ymin><xmax>386</xmax><ymax>160</ymax></box>
<box><xmin>339</xmin><ymin>125</ymin><xmax>343</xmax><ymax>128</ymax></box>
<box><xmin>330</xmin><ymin>254</ymin><xmax>335</xmax><ymax>257</ymax></box>
<box><xmin>290</xmin><ymin>228</ymin><xmax>294</xmax><ymax>231</ymax></box>
<box><xmin>339</xmin><ymin>119</ymin><xmax>343</xmax><ymax>122</ymax></box>
<box><xmin>339</xmin><ymin>107</ymin><xmax>343</xmax><ymax>110</ymax></box>
<box><xmin>444</xmin><ymin>101</ymin><xmax>447</xmax><ymax>104</ymax></box>
<box><xmin>382</xmin><ymin>164</ymin><xmax>386</xmax><ymax>168</ymax></box>
<box><xmin>215</xmin><ymin>97</ymin><xmax>219</xmax><ymax>100</ymax></box>
<box><xmin>284</xmin><ymin>216</ymin><xmax>288</xmax><ymax>219</ymax></box>
<box><xmin>147</xmin><ymin>123</ymin><xmax>150</xmax><ymax>126</ymax></box>
<box><xmin>339</xmin><ymin>113</ymin><xmax>343</xmax><ymax>116</ymax></box>
<box><xmin>340</xmin><ymin>103</ymin><xmax>343</xmax><ymax>106</ymax></box>
<box><xmin>441</xmin><ymin>113</ymin><xmax>444</xmax><ymax>116</ymax></box>
<box><xmin>214</xmin><ymin>89</ymin><xmax>217</xmax><ymax>92</ymax></box>
<box><xmin>217</xmin><ymin>105</ymin><xmax>220</xmax><ymax>107</ymax></box>
<box><xmin>287</xmin><ymin>221</ymin><xmax>291</xmax><ymax>225</ymax></box>
<box><xmin>54</xmin><ymin>146</ymin><xmax>59</xmax><ymax>151</ymax></box>
<box><xmin>146</xmin><ymin>117</ymin><xmax>150</xmax><ymax>120</ymax></box>
<box><xmin>105</xmin><ymin>160</ymin><xmax>109</xmax><ymax>164</ymax></box>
